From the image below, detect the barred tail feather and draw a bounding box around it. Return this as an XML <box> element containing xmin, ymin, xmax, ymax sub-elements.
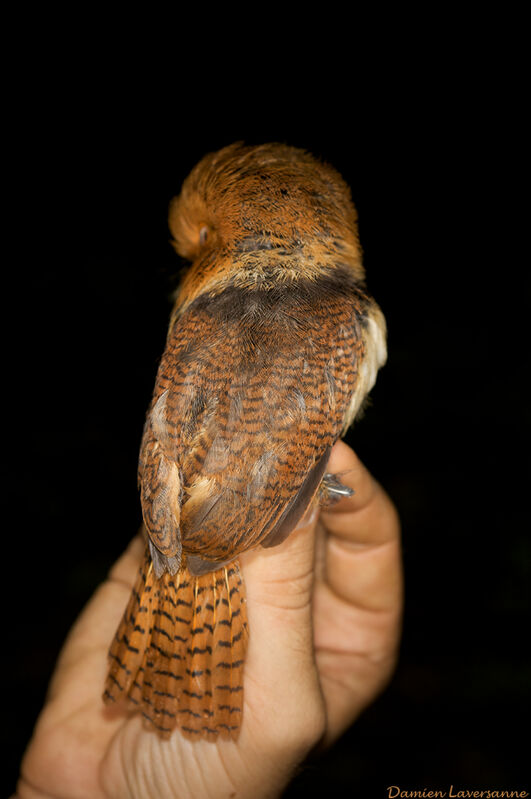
<box><xmin>103</xmin><ymin>554</ymin><xmax>155</xmax><ymax>706</ymax></box>
<box><xmin>103</xmin><ymin>548</ymin><xmax>249</xmax><ymax>741</ymax></box>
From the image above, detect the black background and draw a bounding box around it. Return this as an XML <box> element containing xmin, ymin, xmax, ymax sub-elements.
<box><xmin>6</xmin><ymin>61</ymin><xmax>529</xmax><ymax>797</ymax></box>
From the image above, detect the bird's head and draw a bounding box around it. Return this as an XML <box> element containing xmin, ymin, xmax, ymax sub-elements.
<box><xmin>168</xmin><ymin>143</ymin><xmax>366</xmax><ymax>307</ymax></box>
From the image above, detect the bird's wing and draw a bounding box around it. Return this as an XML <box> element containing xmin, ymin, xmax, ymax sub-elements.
<box><xmin>139</xmin><ymin>280</ymin><xmax>382</xmax><ymax>574</ymax></box>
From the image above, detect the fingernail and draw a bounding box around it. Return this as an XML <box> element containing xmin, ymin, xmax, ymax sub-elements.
<box><xmin>295</xmin><ymin>503</ymin><xmax>319</xmax><ymax>530</ymax></box>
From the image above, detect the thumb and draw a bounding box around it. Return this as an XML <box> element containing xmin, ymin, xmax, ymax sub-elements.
<box><xmin>238</xmin><ymin>505</ymin><xmax>325</xmax><ymax>747</ymax></box>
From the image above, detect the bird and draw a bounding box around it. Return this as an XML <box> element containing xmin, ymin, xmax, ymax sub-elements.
<box><xmin>102</xmin><ymin>142</ymin><xmax>387</xmax><ymax>741</ymax></box>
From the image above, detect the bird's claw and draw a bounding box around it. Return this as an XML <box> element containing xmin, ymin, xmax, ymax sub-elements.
<box><xmin>319</xmin><ymin>472</ymin><xmax>355</xmax><ymax>507</ymax></box>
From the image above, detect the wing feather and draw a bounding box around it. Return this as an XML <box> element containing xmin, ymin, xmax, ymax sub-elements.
<box><xmin>139</xmin><ymin>280</ymin><xmax>380</xmax><ymax>571</ymax></box>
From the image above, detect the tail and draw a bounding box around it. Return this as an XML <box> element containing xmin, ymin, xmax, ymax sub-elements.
<box><xmin>103</xmin><ymin>547</ymin><xmax>248</xmax><ymax>741</ymax></box>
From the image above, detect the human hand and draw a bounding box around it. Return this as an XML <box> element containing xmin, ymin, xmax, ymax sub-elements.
<box><xmin>17</xmin><ymin>440</ymin><xmax>402</xmax><ymax>799</ymax></box>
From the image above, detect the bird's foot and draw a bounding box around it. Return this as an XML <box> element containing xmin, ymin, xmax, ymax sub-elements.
<box><xmin>319</xmin><ymin>472</ymin><xmax>355</xmax><ymax>507</ymax></box>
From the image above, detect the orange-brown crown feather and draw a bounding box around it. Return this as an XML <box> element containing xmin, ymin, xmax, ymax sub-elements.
<box><xmin>169</xmin><ymin>143</ymin><xmax>360</xmax><ymax>253</ymax></box>
<box><xmin>168</xmin><ymin>142</ymin><xmax>365</xmax><ymax>315</ymax></box>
